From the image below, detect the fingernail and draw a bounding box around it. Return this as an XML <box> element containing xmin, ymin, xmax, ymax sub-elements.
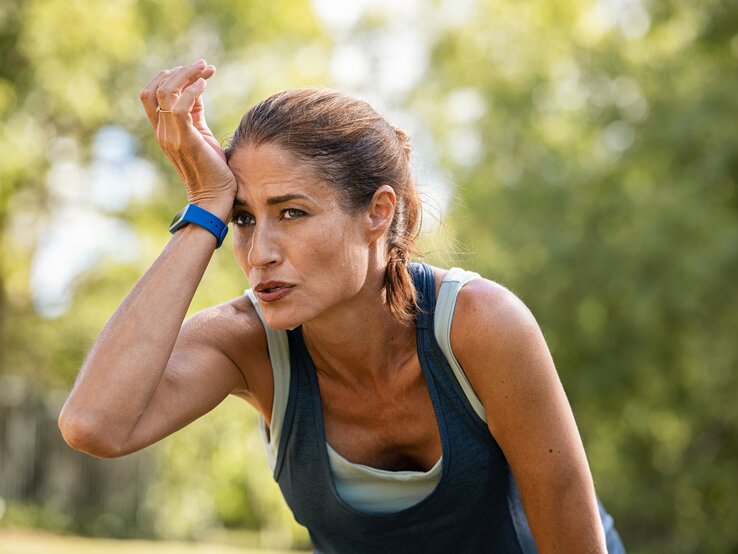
<box><xmin>194</xmin><ymin>59</ymin><xmax>206</xmax><ymax>66</ymax></box>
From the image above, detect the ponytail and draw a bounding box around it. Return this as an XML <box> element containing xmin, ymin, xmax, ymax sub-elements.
<box><xmin>381</xmin><ymin>125</ymin><xmax>422</xmax><ymax>326</ymax></box>
<box><xmin>384</xmin><ymin>245</ymin><xmax>418</xmax><ymax>326</ymax></box>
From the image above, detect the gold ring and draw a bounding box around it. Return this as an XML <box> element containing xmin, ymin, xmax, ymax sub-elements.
<box><xmin>156</xmin><ymin>106</ymin><xmax>173</xmax><ymax>113</ymax></box>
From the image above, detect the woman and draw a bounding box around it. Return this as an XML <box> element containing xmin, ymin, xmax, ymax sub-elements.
<box><xmin>59</xmin><ymin>59</ymin><xmax>625</xmax><ymax>553</ymax></box>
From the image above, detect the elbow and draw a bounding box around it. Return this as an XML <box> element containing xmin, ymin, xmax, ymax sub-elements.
<box><xmin>58</xmin><ymin>407</ymin><xmax>127</xmax><ymax>459</ymax></box>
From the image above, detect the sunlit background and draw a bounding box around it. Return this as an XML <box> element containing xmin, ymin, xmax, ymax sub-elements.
<box><xmin>1</xmin><ymin>0</ymin><xmax>737</xmax><ymax>552</ymax></box>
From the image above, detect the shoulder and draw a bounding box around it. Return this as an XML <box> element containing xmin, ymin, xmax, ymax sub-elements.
<box><xmin>183</xmin><ymin>294</ymin><xmax>267</xmax><ymax>348</ymax></box>
<box><xmin>445</xmin><ymin>274</ymin><xmax>552</xmax><ymax>434</ymax></box>
<box><xmin>427</xmin><ymin>264</ymin><xmax>536</xmax><ymax>336</ymax></box>
<box><xmin>182</xmin><ymin>294</ymin><xmax>272</xmax><ymax>400</ymax></box>
<box><xmin>452</xmin><ymin>277</ymin><xmax>539</xmax><ymax>345</ymax></box>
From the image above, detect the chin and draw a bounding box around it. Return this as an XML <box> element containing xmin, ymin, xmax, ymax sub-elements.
<box><xmin>266</xmin><ymin>321</ymin><xmax>300</xmax><ymax>332</ymax></box>
<box><xmin>260</xmin><ymin>307</ymin><xmax>308</xmax><ymax>331</ymax></box>
<box><xmin>258</xmin><ymin>289</ymin><xmax>353</xmax><ymax>331</ymax></box>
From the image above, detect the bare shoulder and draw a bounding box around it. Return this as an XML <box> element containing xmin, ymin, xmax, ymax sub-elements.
<box><xmin>185</xmin><ymin>295</ymin><xmax>264</xmax><ymax>342</ymax></box>
<box><xmin>427</xmin><ymin>264</ymin><xmax>537</xmax><ymax>338</ymax></box>
<box><xmin>452</xmin><ymin>277</ymin><xmax>539</xmax><ymax>346</ymax></box>
<box><xmin>181</xmin><ymin>294</ymin><xmax>272</xmax><ymax>407</ymax></box>
<box><xmin>445</xmin><ymin>275</ymin><xmax>554</xmax><ymax>434</ymax></box>
<box><xmin>183</xmin><ymin>294</ymin><xmax>266</xmax><ymax>353</ymax></box>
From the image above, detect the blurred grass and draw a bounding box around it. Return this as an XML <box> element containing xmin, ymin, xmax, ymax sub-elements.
<box><xmin>0</xmin><ymin>530</ymin><xmax>303</xmax><ymax>554</ymax></box>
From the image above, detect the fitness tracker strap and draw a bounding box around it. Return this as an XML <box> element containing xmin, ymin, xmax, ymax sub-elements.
<box><xmin>169</xmin><ymin>204</ymin><xmax>229</xmax><ymax>248</ymax></box>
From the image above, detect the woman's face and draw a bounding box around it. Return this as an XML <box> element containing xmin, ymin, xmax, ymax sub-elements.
<box><xmin>228</xmin><ymin>142</ymin><xmax>371</xmax><ymax>330</ymax></box>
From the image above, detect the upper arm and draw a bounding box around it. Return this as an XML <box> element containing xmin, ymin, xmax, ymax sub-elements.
<box><xmin>121</xmin><ymin>297</ymin><xmax>271</xmax><ymax>455</ymax></box>
<box><xmin>450</xmin><ymin>279</ymin><xmax>605</xmax><ymax>552</ymax></box>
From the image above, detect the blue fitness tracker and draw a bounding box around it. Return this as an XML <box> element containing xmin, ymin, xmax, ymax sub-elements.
<box><xmin>169</xmin><ymin>204</ymin><xmax>229</xmax><ymax>248</ymax></box>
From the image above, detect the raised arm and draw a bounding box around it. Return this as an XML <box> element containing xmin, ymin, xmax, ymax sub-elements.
<box><xmin>452</xmin><ymin>279</ymin><xmax>607</xmax><ymax>553</ymax></box>
<box><xmin>58</xmin><ymin>60</ymin><xmax>253</xmax><ymax>458</ymax></box>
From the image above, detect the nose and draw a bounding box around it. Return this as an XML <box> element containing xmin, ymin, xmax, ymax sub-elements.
<box><xmin>247</xmin><ymin>223</ymin><xmax>281</xmax><ymax>268</ymax></box>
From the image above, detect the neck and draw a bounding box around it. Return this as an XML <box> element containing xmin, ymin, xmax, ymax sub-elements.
<box><xmin>301</xmin><ymin>265</ymin><xmax>416</xmax><ymax>387</ymax></box>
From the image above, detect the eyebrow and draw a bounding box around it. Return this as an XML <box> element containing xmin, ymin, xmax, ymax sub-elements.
<box><xmin>233</xmin><ymin>193</ymin><xmax>311</xmax><ymax>207</ymax></box>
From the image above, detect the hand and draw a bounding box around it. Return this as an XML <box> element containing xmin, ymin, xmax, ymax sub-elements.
<box><xmin>139</xmin><ymin>60</ymin><xmax>236</xmax><ymax>219</ymax></box>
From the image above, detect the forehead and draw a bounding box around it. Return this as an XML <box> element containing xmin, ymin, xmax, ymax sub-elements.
<box><xmin>228</xmin><ymin>142</ymin><xmax>338</xmax><ymax>205</ymax></box>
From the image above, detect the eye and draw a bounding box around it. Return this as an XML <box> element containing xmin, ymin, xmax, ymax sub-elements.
<box><xmin>230</xmin><ymin>212</ymin><xmax>255</xmax><ymax>227</ymax></box>
<box><xmin>282</xmin><ymin>208</ymin><xmax>306</xmax><ymax>220</ymax></box>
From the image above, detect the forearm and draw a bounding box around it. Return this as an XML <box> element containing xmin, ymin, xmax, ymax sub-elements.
<box><xmin>59</xmin><ymin>212</ymin><xmax>228</xmax><ymax>454</ymax></box>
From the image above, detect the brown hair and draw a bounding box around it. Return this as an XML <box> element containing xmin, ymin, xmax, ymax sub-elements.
<box><xmin>225</xmin><ymin>88</ymin><xmax>421</xmax><ymax>325</ymax></box>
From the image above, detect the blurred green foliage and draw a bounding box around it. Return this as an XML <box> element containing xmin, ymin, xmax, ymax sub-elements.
<box><xmin>420</xmin><ymin>2</ymin><xmax>738</xmax><ymax>552</ymax></box>
<box><xmin>1</xmin><ymin>0</ymin><xmax>737</xmax><ymax>552</ymax></box>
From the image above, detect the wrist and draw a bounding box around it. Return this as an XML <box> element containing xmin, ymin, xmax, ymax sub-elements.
<box><xmin>169</xmin><ymin>203</ymin><xmax>230</xmax><ymax>248</ymax></box>
<box><xmin>188</xmin><ymin>198</ymin><xmax>233</xmax><ymax>223</ymax></box>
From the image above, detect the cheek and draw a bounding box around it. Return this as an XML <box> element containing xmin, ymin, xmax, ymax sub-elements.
<box><xmin>231</xmin><ymin>216</ymin><xmax>367</xmax><ymax>297</ymax></box>
<box><xmin>303</xmin><ymin>223</ymin><xmax>367</xmax><ymax>286</ymax></box>
<box><xmin>231</xmin><ymin>231</ymin><xmax>252</xmax><ymax>269</ymax></box>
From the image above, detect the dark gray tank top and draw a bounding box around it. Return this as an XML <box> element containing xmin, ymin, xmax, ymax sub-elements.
<box><xmin>271</xmin><ymin>262</ymin><xmax>624</xmax><ymax>553</ymax></box>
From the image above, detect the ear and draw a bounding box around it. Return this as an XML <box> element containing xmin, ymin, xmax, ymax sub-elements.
<box><xmin>364</xmin><ymin>185</ymin><xmax>397</xmax><ymax>243</ymax></box>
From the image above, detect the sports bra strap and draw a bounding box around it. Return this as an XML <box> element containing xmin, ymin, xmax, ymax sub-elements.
<box><xmin>245</xmin><ymin>289</ymin><xmax>290</xmax><ymax>469</ymax></box>
<box><xmin>433</xmin><ymin>267</ymin><xmax>487</xmax><ymax>423</ymax></box>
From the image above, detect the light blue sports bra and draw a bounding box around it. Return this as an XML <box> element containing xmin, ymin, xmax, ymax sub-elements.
<box><xmin>245</xmin><ymin>267</ymin><xmax>484</xmax><ymax>514</ymax></box>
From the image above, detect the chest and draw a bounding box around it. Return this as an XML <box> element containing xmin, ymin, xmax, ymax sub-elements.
<box><xmin>316</xmin><ymin>355</ymin><xmax>442</xmax><ymax>472</ymax></box>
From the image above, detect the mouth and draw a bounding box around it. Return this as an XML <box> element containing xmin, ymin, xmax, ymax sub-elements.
<box><xmin>254</xmin><ymin>282</ymin><xmax>295</xmax><ymax>302</ymax></box>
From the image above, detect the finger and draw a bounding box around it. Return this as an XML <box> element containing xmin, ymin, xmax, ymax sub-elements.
<box><xmin>201</xmin><ymin>64</ymin><xmax>216</xmax><ymax>80</ymax></box>
<box><xmin>191</xmin><ymin>93</ymin><xmax>208</xmax><ymax>132</ymax></box>
<box><xmin>167</xmin><ymin>63</ymin><xmax>215</xmax><ymax>108</ymax></box>
<box><xmin>168</xmin><ymin>78</ymin><xmax>208</xmax><ymax>130</ymax></box>
<box><xmin>140</xmin><ymin>66</ymin><xmax>182</xmax><ymax>127</ymax></box>
<box><xmin>155</xmin><ymin>59</ymin><xmax>211</xmax><ymax>111</ymax></box>
<box><xmin>190</xmin><ymin>73</ymin><xmax>213</xmax><ymax>131</ymax></box>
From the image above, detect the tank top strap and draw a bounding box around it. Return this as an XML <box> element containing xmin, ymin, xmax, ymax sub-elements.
<box><xmin>407</xmin><ymin>261</ymin><xmax>436</xmax><ymax>331</ymax></box>
<box><xmin>408</xmin><ymin>262</ymin><xmax>491</xmax><ymax>438</ymax></box>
